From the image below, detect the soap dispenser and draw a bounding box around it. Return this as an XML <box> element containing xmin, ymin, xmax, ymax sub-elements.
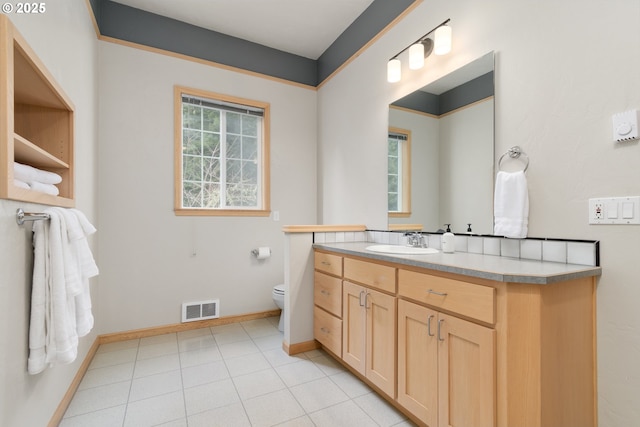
<box><xmin>441</xmin><ymin>224</ymin><xmax>455</xmax><ymax>253</ymax></box>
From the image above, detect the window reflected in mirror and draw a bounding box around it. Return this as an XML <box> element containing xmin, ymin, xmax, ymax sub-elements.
<box><xmin>388</xmin><ymin>127</ymin><xmax>411</xmax><ymax>217</ymax></box>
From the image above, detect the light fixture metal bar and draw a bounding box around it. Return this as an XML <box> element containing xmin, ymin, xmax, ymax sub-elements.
<box><xmin>389</xmin><ymin>18</ymin><xmax>450</xmax><ymax>60</ymax></box>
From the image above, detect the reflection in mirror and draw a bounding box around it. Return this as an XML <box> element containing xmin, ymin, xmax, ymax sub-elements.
<box><xmin>388</xmin><ymin>51</ymin><xmax>495</xmax><ymax>234</ymax></box>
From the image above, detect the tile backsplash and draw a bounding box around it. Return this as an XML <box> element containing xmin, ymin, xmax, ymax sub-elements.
<box><xmin>313</xmin><ymin>230</ymin><xmax>599</xmax><ymax>267</ymax></box>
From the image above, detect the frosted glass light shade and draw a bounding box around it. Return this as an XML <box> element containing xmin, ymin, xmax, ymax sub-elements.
<box><xmin>409</xmin><ymin>43</ymin><xmax>424</xmax><ymax>69</ymax></box>
<box><xmin>434</xmin><ymin>25</ymin><xmax>452</xmax><ymax>55</ymax></box>
<box><xmin>387</xmin><ymin>59</ymin><xmax>401</xmax><ymax>83</ymax></box>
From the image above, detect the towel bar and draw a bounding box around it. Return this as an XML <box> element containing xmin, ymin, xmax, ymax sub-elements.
<box><xmin>16</xmin><ymin>208</ymin><xmax>50</xmax><ymax>225</ymax></box>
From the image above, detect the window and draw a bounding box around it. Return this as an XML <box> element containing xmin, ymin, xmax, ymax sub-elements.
<box><xmin>388</xmin><ymin>127</ymin><xmax>411</xmax><ymax>216</ymax></box>
<box><xmin>174</xmin><ymin>86</ymin><xmax>270</xmax><ymax>216</ymax></box>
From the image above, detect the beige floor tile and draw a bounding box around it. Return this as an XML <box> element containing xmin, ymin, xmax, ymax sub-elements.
<box><xmin>243</xmin><ymin>389</ymin><xmax>305</xmax><ymax>427</ymax></box>
<box><xmin>123</xmin><ymin>390</ymin><xmax>185</xmax><ymax>427</ymax></box>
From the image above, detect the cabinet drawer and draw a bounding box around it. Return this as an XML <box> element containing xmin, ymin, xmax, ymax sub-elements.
<box><xmin>315</xmin><ymin>252</ymin><xmax>343</xmax><ymax>276</ymax></box>
<box><xmin>314</xmin><ymin>272</ymin><xmax>342</xmax><ymax>317</ymax></box>
<box><xmin>314</xmin><ymin>306</ymin><xmax>342</xmax><ymax>356</ymax></box>
<box><xmin>344</xmin><ymin>258</ymin><xmax>396</xmax><ymax>293</ymax></box>
<box><xmin>398</xmin><ymin>269</ymin><xmax>495</xmax><ymax>324</ymax></box>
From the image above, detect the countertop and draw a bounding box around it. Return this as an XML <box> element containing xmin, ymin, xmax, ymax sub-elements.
<box><xmin>313</xmin><ymin>242</ymin><xmax>602</xmax><ymax>285</ymax></box>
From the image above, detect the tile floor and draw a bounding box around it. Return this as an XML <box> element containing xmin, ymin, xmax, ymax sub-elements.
<box><xmin>60</xmin><ymin>316</ymin><xmax>415</xmax><ymax>427</ymax></box>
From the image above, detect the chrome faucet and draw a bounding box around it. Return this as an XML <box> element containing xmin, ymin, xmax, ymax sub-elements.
<box><xmin>404</xmin><ymin>232</ymin><xmax>425</xmax><ymax>247</ymax></box>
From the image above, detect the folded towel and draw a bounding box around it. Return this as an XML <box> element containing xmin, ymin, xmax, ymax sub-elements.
<box><xmin>14</xmin><ymin>162</ymin><xmax>62</xmax><ymax>185</ymax></box>
<box><xmin>494</xmin><ymin>170</ymin><xmax>529</xmax><ymax>238</ymax></box>
<box><xmin>13</xmin><ymin>178</ymin><xmax>30</xmax><ymax>189</ymax></box>
<box><xmin>28</xmin><ymin>208</ymin><xmax>99</xmax><ymax>374</ymax></box>
<box><xmin>30</xmin><ymin>181</ymin><xmax>59</xmax><ymax>196</ymax></box>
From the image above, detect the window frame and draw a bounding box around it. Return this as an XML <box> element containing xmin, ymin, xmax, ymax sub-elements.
<box><xmin>174</xmin><ymin>86</ymin><xmax>271</xmax><ymax>216</ymax></box>
<box><xmin>388</xmin><ymin>127</ymin><xmax>411</xmax><ymax>217</ymax></box>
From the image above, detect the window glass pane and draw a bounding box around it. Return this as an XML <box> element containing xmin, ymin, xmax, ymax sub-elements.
<box><xmin>183</xmin><ymin>182</ymin><xmax>202</xmax><ymax>208</ymax></box>
<box><xmin>242</xmin><ymin>136</ymin><xmax>257</xmax><ymax>161</ymax></box>
<box><xmin>242</xmin><ymin>160</ymin><xmax>257</xmax><ymax>182</ymax></box>
<box><xmin>388</xmin><ymin>156</ymin><xmax>399</xmax><ymax>175</ymax></box>
<box><xmin>183</xmin><ymin>155</ymin><xmax>202</xmax><ymax>181</ymax></box>
<box><xmin>226</xmin><ymin>159</ymin><xmax>242</xmax><ymax>183</ymax></box>
<box><xmin>183</xmin><ymin>105</ymin><xmax>201</xmax><ymax>130</ymax></box>
<box><xmin>203</xmin><ymin>108</ymin><xmax>220</xmax><ymax>132</ymax></box>
<box><xmin>183</xmin><ymin>130</ymin><xmax>202</xmax><ymax>155</ymax></box>
<box><xmin>242</xmin><ymin>115</ymin><xmax>258</xmax><ymax>135</ymax></box>
<box><xmin>242</xmin><ymin>184</ymin><xmax>258</xmax><ymax>206</ymax></box>
<box><xmin>203</xmin><ymin>132</ymin><xmax>220</xmax><ymax>157</ymax></box>
<box><xmin>388</xmin><ymin>192</ymin><xmax>398</xmax><ymax>212</ymax></box>
<box><xmin>227</xmin><ymin>134</ymin><xmax>241</xmax><ymax>159</ymax></box>
<box><xmin>388</xmin><ymin>139</ymin><xmax>398</xmax><ymax>156</ymax></box>
<box><xmin>202</xmin><ymin>183</ymin><xmax>221</xmax><ymax>208</ymax></box>
<box><xmin>226</xmin><ymin>112</ymin><xmax>241</xmax><ymax>134</ymax></box>
<box><xmin>202</xmin><ymin>157</ymin><xmax>220</xmax><ymax>183</ymax></box>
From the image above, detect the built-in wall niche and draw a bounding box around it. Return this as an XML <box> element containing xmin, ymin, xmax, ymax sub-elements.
<box><xmin>0</xmin><ymin>15</ymin><xmax>75</xmax><ymax>207</ymax></box>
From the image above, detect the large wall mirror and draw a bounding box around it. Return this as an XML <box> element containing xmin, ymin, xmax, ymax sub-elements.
<box><xmin>388</xmin><ymin>51</ymin><xmax>495</xmax><ymax>234</ymax></box>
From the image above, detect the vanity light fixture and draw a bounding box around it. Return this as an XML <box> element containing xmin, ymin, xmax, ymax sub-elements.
<box><xmin>387</xmin><ymin>18</ymin><xmax>451</xmax><ymax>83</ymax></box>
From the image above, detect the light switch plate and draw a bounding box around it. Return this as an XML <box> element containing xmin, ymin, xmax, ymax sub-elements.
<box><xmin>589</xmin><ymin>196</ymin><xmax>640</xmax><ymax>224</ymax></box>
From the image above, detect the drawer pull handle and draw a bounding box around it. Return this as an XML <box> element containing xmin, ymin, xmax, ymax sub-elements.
<box><xmin>320</xmin><ymin>290</ymin><xmax>330</xmax><ymax>296</ymax></box>
<box><xmin>428</xmin><ymin>289</ymin><xmax>448</xmax><ymax>297</ymax></box>
<box><xmin>437</xmin><ymin>319</ymin><xmax>445</xmax><ymax>341</ymax></box>
<box><xmin>321</xmin><ymin>261</ymin><xmax>331</xmax><ymax>266</ymax></box>
<box><xmin>320</xmin><ymin>327</ymin><xmax>330</xmax><ymax>334</ymax></box>
<box><xmin>364</xmin><ymin>292</ymin><xmax>371</xmax><ymax>309</ymax></box>
<box><xmin>427</xmin><ymin>315</ymin><xmax>435</xmax><ymax>336</ymax></box>
<box><xmin>359</xmin><ymin>290</ymin><xmax>365</xmax><ymax>307</ymax></box>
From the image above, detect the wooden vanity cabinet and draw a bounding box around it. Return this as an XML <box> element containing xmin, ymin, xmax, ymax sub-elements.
<box><xmin>313</xmin><ymin>249</ymin><xmax>597</xmax><ymax>427</ymax></box>
<box><xmin>342</xmin><ymin>280</ymin><xmax>396</xmax><ymax>398</ymax></box>
<box><xmin>397</xmin><ymin>299</ymin><xmax>495</xmax><ymax>427</ymax></box>
<box><xmin>0</xmin><ymin>15</ymin><xmax>75</xmax><ymax>206</ymax></box>
<box><xmin>313</xmin><ymin>252</ymin><xmax>343</xmax><ymax>356</ymax></box>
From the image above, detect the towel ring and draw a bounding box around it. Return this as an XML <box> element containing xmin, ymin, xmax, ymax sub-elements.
<box><xmin>498</xmin><ymin>146</ymin><xmax>529</xmax><ymax>172</ymax></box>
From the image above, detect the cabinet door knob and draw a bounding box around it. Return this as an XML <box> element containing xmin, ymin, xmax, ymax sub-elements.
<box><xmin>427</xmin><ymin>314</ymin><xmax>435</xmax><ymax>336</ymax></box>
<box><xmin>437</xmin><ymin>319</ymin><xmax>445</xmax><ymax>341</ymax></box>
<box><xmin>428</xmin><ymin>289</ymin><xmax>448</xmax><ymax>297</ymax></box>
<box><xmin>364</xmin><ymin>292</ymin><xmax>371</xmax><ymax>309</ymax></box>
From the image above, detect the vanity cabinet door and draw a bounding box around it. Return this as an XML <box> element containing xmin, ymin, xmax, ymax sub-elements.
<box><xmin>438</xmin><ymin>313</ymin><xmax>496</xmax><ymax>427</ymax></box>
<box><xmin>342</xmin><ymin>281</ymin><xmax>366</xmax><ymax>375</ymax></box>
<box><xmin>397</xmin><ymin>299</ymin><xmax>438</xmax><ymax>426</ymax></box>
<box><xmin>342</xmin><ymin>280</ymin><xmax>397</xmax><ymax>398</ymax></box>
<box><xmin>365</xmin><ymin>288</ymin><xmax>396</xmax><ymax>398</ymax></box>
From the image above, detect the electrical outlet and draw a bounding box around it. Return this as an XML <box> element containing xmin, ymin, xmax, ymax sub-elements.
<box><xmin>594</xmin><ymin>202</ymin><xmax>603</xmax><ymax>220</ymax></box>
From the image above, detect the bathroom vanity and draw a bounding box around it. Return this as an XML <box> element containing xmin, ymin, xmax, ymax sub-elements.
<box><xmin>312</xmin><ymin>241</ymin><xmax>600</xmax><ymax>427</ymax></box>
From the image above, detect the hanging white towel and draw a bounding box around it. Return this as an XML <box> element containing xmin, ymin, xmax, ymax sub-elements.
<box><xmin>28</xmin><ymin>208</ymin><xmax>98</xmax><ymax>374</ymax></box>
<box><xmin>494</xmin><ymin>170</ymin><xmax>529</xmax><ymax>238</ymax></box>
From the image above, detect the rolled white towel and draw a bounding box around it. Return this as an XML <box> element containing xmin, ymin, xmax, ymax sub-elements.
<box><xmin>30</xmin><ymin>181</ymin><xmax>59</xmax><ymax>196</ymax></box>
<box><xmin>14</xmin><ymin>162</ymin><xmax>62</xmax><ymax>185</ymax></box>
<box><xmin>13</xmin><ymin>178</ymin><xmax>30</xmax><ymax>189</ymax></box>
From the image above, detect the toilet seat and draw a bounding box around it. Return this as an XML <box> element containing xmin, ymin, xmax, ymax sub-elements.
<box><xmin>273</xmin><ymin>284</ymin><xmax>285</xmax><ymax>294</ymax></box>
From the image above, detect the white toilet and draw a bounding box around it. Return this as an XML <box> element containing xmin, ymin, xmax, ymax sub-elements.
<box><xmin>272</xmin><ymin>284</ymin><xmax>285</xmax><ymax>332</ymax></box>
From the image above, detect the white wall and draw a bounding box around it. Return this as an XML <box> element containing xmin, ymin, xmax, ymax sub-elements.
<box><xmin>318</xmin><ymin>0</ymin><xmax>640</xmax><ymax>425</ymax></box>
<box><xmin>0</xmin><ymin>1</ymin><xmax>99</xmax><ymax>425</ymax></box>
<box><xmin>97</xmin><ymin>42</ymin><xmax>317</xmax><ymax>332</ymax></box>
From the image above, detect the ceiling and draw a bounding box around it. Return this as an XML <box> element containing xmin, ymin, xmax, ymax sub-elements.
<box><xmin>111</xmin><ymin>0</ymin><xmax>375</xmax><ymax>60</ymax></box>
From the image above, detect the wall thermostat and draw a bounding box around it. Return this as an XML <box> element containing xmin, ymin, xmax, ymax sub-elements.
<box><xmin>612</xmin><ymin>109</ymin><xmax>639</xmax><ymax>142</ymax></box>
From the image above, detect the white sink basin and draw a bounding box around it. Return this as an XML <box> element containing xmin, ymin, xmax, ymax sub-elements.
<box><xmin>365</xmin><ymin>245</ymin><xmax>439</xmax><ymax>255</ymax></box>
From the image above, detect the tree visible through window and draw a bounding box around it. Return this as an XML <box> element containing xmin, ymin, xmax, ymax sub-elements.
<box><xmin>175</xmin><ymin>87</ymin><xmax>270</xmax><ymax>216</ymax></box>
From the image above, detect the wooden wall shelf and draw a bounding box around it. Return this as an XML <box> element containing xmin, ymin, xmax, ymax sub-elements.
<box><xmin>0</xmin><ymin>15</ymin><xmax>75</xmax><ymax>206</ymax></box>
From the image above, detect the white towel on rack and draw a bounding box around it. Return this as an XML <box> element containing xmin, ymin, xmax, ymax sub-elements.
<box><xmin>27</xmin><ymin>208</ymin><xmax>99</xmax><ymax>374</ymax></box>
<box><xmin>493</xmin><ymin>170</ymin><xmax>529</xmax><ymax>238</ymax></box>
